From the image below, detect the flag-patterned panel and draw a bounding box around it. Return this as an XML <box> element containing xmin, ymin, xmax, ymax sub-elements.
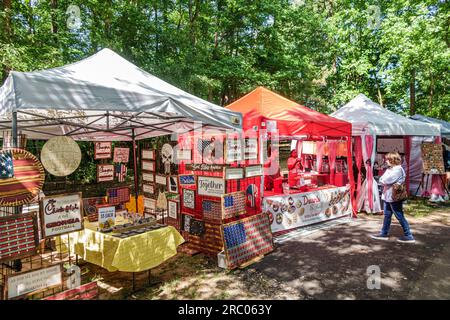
<box><xmin>222</xmin><ymin>213</ymin><xmax>273</xmax><ymax>269</ymax></box>
<box><xmin>107</xmin><ymin>187</ymin><xmax>130</xmax><ymax>205</ymax></box>
<box><xmin>0</xmin><ymin>149</ymin><xmax>45</xmax><ymax>207</ymax></box>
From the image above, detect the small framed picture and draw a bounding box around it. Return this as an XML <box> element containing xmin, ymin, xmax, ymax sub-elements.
<box><xmin>168</xmin><ymin>176</ymin><xmax>179</xmax><ymax>193</ymax></box>
<box><xmin>182</xmin><ymin>189</ymin><xmax>195</xmax><ymax>210</ymax></box>
<box><xmin>143</xmin><ymin>184</ymin><xmax>155</xmax><ymax>195</ymax></box>
<box><xmin>156</xmin><ymin>174</ymin><xmax>167</xmax><ymax>185</ymax></box>
<box><xmin>142</xmin><ymin>149</ymin><xmax>156</xmax><ymax>160</ymax></box>
<box><xmin>142</xmin><ymin>172</ymin><xmax>155</xmax><ymax>182</ymax></box>
<box><xmin>142</xmin><ymin>160</ymin><xmax>155</xmax><ymax>172</ymax></box>
<box><xmin>167</xmin><ymin>200</ymin><xmax>178</xmax><ymax>219</ymax></box>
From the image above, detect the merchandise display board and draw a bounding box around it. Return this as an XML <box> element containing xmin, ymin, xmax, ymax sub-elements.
<box><xmin>421</xmin><ymin>143</ymin><xmax>445</xmax><ymax>174</ymax></box>
<box><xmin>222</xmin><ymin>213</ymin><xmax>274</xmax><ymax>269</ymax></box>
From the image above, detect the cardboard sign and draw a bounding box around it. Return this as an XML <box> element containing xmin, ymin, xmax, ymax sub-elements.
<box><xmin>142</xmin><ymin>149</ymin><xmax>156</xmax><ymax>160</ymax></box>
<box><xmin>40</xmin><ymin>193</ymin><xmax>84</xmax><ymax>238</ymax></box>
<box><xmin>44</xmin><ymin>281</ymin><xmax>99</xmax><ymax>300</ymax></box>
<box><xmin>244</xmin><ymin>138</ymin><xmax>258</xmax><ymax>160</ymax></box>
<box><xmin>224</xmin><ymin>167</ymin><xmax>244</xmax><ymax>180</ymax></box>
<box><xmin>97</xmin><ymin>205</ymin><xmax>115</xmax><ymax>231</ymax></box>
<box><xmin>94</xmin><ymin>142</ymin><xmax>112</xmax><ymax>159</ymax></box>
<box><xmin>225</xmin><ymin>138</ymin><xmax>243</xmax><ymax>163</ymax></box>
<box><xmin>168</xmin><ymin>200</ymin><xmax>178</xmax><ymax>219</ymax></box>
<box><xmin>113</xmin><ymin>147</ymin><xmax>130</xmax><ymax>163</ymax></box>
<box><xmin>197</xmin><ymin>176</ymin><xmax>225</xmax><ymax>197</ymax></box>
<box><xmin>97</xmin><ymin>164</ymin><xmax>114</xmax><ymax>182</ymax></box>
<box><xmin>0</xmin><ymin>213</ymin><xmax>39</xmax><ymax>263</ymax></box>
<box><xmin>142</xmin><ymin>172</ymin><xmax>155</xmax><ymax>182</ymax></box>
<box><xmin>182</xmin><ymin>189</ymin><xmax>195</xmax><ymax>209</ymax></box>
<box><xmin>245</xmin><ymin>165</ymin><xmax>263</xmax><ymax>177</ymax></box>
<box><xmin>179</xmin><ymin>174</ymin><xmax>196</xmax><ymax>186</ymax></box>
<box><xmin>421</xmin><ymin>143</ymin><xmax>445</xmax><ymax>174</ymax></box>
<box><xmin>142</xmin><ymin>160</ymin><xmax>155</xmax><ymax>172</ymax></box>
<box><xmin>5</xmin><ymin>264</ymin><xmax>63</xmax><ymax>299</ymax></box>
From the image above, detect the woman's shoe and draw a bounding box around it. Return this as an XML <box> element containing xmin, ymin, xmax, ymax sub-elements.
<box><xmin>370</xmin><ymin>234</ymin><xmax>389</xmax><ymax>241</ymax></box>
<box><xmin>397</xmin><ymin>236</ymin><xmax>415</xmax><ymax>243</ymax></box>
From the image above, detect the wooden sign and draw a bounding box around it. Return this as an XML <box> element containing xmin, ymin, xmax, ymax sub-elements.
<box><xmin>144</xmin><ymin>197</ymin><xmax>156</xmax><ymax>211</ymax></box>
<box><xmin>197</xmin><ymin>176</ymin><xmax>226</xmax><ymax>197</ymax></box>
<box><xmin>155</xmin><ymin>174</ymin><xmax>167</xmax><ymax>185</ymax></box>
<box><xmin>185</xmin><ymin>163</ymin><xmax>224</xmax><ymax>172</ymax></box>
<box><xmin>94</xmin><ymin>142</ymin><xmax>112</xmax><ymax>159</ymax></box>
<box><xmin>97</xmin><ymin>205</ymin><xmax>115</xmax><ymax>231</ymax></box>
<box><xmin>182</xmin><ymin>189</ymin><xmax>195</xmax><ymax>209</ymax></box>
<box><xmin>222</xmin><ymin>213</ymin><xmax>273</xmax><ymax>269</ymax></box>
<box><xmin>377</xmin><ymin>138</ymin><xmax>405</xmax><ymax>154</ymax></box>
<box><xmin>168</xmin><ymin>200</ymin><xmax>179</xmax><ymax>219</ymax></box>
<box><xmin>179</xmin><ymin>174</ymin><xmax>196</xmax><ymax>187</ymax></box>
<box><xmin>167</xmin><ymin>176</ymin><xmax>179</xmax><ymax>193</ymax></box>
<box><xmin>222</xmin><ymin>191</ymin><xmax>246</xmax><ymax>219</ymax></box>
<box><xmin>113</xmin><ymin>147</ymin><xmax>130</xmax><ymax>163</ymax></box>
<box><xmin>5</xmin><ymin>264</ymin><xmax>63</xmax><ymax>300</ymax></box>
<box><xmin>143</xmin><ymin>184</ymin><xmax>155</xmax><ymax>195</ymax></box>
<box><xmin>142</xmin><ymin>160</ymin><xmax>155</xmax><ymax>172</ymax></box>
<box><xmin>142</xmin><ymin>149</ymin><xmax>156</xmax><ymax>160</ymax></box>
<box><xmin>245</xmin><ymin>165</ymin><xmax>263</xmax><ymax>178</ymax></box>
<box><xmin>44</xmin><ymin>281</ymin><xmax>99</xmax><ymax>300</ymax></box>
<box><xmin>421</xmin><ymin>143</ymin><xmax>445</xmax><ymax>174</ymax></box>
<box><xmin>142</xmin><ymin>172</ymin><xmax>155</xmax><ymax>182</ymax></box>
<box><xmin>0</xmin><ymin>213</ymin><xmax>39</xmax><ymax>263</ymax></box>
<box><xmin>224</xmin><ymin>167</ymin><xmax>244</xmax><ymax>180</ymax></box>
<box><xmin>176</xmin><ymin>149</ymin><xmax>192</xmax><ymax>161</ymax></box>
<box><xmin>244</xmin><ymin>138</ymin><xmax>258</xmax><ymax>160</ymax></box>
<box><xmin>97</xmin><ymin>164</ymin><xmax>114</xmax><ymax>182</ymax></box>
<box><xmin>225</xmin><ymin>138</ymin><xmax>243</xmax><ymax>163</ymax></box>
<box><xmin>40</xmin><ymin>192</ymin><xmax>84</xmax><ymax>238</ymax></box>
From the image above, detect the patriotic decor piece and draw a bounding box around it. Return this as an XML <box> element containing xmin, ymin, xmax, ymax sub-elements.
<box><xmin>44</xmin><ymin>281</ymin><xmax>99</xmax><ymax>300</ymax></box>
<box><xmin>189</xmin><ymin>219</ymin><xmax>205</xmax><ymax>236</ymax></box>
<box><xmin>186</xmin><ymin>221</ymin><xmax>223</xmax><ymax>255</ymax></box>
<box><xmin>107</xmin><ymin>187</ymin><xmax>130</xmax><ymax>205</ymax></box>
<box><xmin>40</xmin><ymin>136</ymin><xmax>81</xmax><ymax>177</ymax></box>
<box><xmin>82</xmin><ymin>197</ymin><xmax>105</xmax><ymax>222</ymax></box>
<box><xmin>0</xmin><ymin>212</ymin><xmax>39</xmax><ymax>263</ymax></box>
<box><xmin>114</xmin><ymin>163</ymin><xmax>127</xmax><ymax>182</ymax></box>
<box><xmin>202</xmin><ymin>200</ymin><xmax>222</xmax><ymax>222</ymax></box>
<box><xmin>2</xmin><ymin>131</ymin><xmax>27</xmax><ymax>149</ymax></box>
<box><xmin>222</xmin><ymin>191</ymin><xmax>246</xmax><ymax>219</ymax></box>
<box><xmin>113</xmin><ymin>147</ymin><xmax>130</xmax><ymax>163</ymax></box>
<box><xmin>0</xmin><ymin>148</ymin><xmax>45</xmax><ymax>207</ymax></box>
<box><xmin>97</xmin><ymin>164</ymin><xmax>114</xmax><ymax>182</ymax></box>
<box><xmin>94</xmin><ymin>142</ymin><xmax>112</xmax><ymax>159</ymax></box>
<box><xmin>246</xmin><ymin>184</ymin><xmax>258</xmax><ymax>208</ymax></box>
<box><xmin>222</xmin><ymin>213</ymin><xmax>273</xmax><ymax>269</ymax></box>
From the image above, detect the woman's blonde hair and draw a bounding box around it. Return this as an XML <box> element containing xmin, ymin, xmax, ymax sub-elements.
<box><xmin>385</xmin><ymin>152</ymin><xmax>402</xmax><ymax>166</ymax></box>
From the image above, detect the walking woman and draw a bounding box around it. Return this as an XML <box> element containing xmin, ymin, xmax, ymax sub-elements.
<box><xmin>370</xmin><ymin>152</ymin><xmax>415</xmax><ymax>243</ymax></box>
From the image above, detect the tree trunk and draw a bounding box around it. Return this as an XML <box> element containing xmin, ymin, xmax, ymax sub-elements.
<box><xmin>2</xmin><ymin>0</ymin><xmax>12</xmax><ymax>82</ymax></box>
<box><xmin>51</xmin><ymin>0</ymin><xmax>58</xmax><ymax>34</ymax></box>
<box><xmin>428</xmin><ymin>73</ymin><xmax>434</xmax><ymax>112</ymax></box>
<box><xmin>409</xmin><ymin>68</ymin><xmax>416</xmax><ymax>115</ymax></box>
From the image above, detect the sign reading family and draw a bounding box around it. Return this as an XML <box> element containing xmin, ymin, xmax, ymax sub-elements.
<box><xmin>197</xmin><ymin>176</ymin><xmax>226</xmax><ymax>197</ymax></box>
<box><xmin>113</xmin><ymin>147</ymin><xmax>130</xmax><ymax>163</ymax></box>
<box><xmin>40</xmin><ymin>193</ymin><xmax>84</xmax><ymax>238</ymax></box>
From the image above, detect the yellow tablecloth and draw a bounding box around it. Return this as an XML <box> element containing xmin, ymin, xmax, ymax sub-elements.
<box><xmin>56</xmin><ymin>221</ymin><xmax>184</xmax><ymax>272</ymax></box>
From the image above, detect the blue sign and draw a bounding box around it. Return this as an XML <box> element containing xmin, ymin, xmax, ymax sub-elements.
<box><xmin>179</xmin><ymin>175</ymin><xmax>195</xmax><ymax>185</ymax></box>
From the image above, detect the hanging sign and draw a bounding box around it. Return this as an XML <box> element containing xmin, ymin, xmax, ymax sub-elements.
<box><xmin>168</xmin><ymin>200</ymin><xmax>179</xmax><ymax>219</ymax></box>
<box><xmin>185</xmin><ymin>163</ymin><xmax>224</xmax><ymax>172</ymax></box>
<box><xmin>40</xmin><ymin>192</ymin><xmax>84</xmax><ymax>238</ymax></box>
<box><xmin>197</xmin><ymin>176</ymin><xmax>226</xmax><ymax>197</ymax></box>
<box><xmin>224</xmin><ymin>167</ymin><xmax>244</xmax><ymax>180</ymax></box>
<box><xmin>143</xmin><ymin>184</ymin><xmax>155</xmax><ymax>195</ymax></box>
<box><xmin>142</xmin><ymin>149</ymin><xmax>156</xmax><ymax>160</ymax></box>
<box><xmin>97</xmin><ymin>164</ymin><xmax>114</xmax><ymax>182</ymax></box>
<box><xmin>0</xmin><ymin>213</ymin><xmax>39</xmax><ymax>263</ymax></box>
<box><xmin>5</xmin><ymin>264</ymin><xmax>63</xmax><ymax>300</ymax></box>
<box><xmin>142</xmin><ymin>160</ymin><xmax>155</xmax><ymax>172</ymax></box>
<box><xmin>94</xmin><ymin>142</ymin><xmax>112</xmax><ymax>159</ymax></box>
<box><xmin>179</xmin><ymin>174</ymin><xmax>196</xmax><ymax>187</ymax></box>
<box><xmin>144</xmin><ymin>197</ymin><xmax>156</xmax><ymax>211</ymax></box>
<box><xmin>244</xmin><ymin>138</ymin><xmax>258</xmax><ymax>160</ymax></box>
<box><xmin>182</xmin><ymin>189</ymin><xmax>195</xmax><ymax>209</ymax></box>
<box><xmin>225</xmin><ymin>138</ymin><xmax>243</xmax><ymax>163</ymax></box>
<box><xmin>97</xmin><ymin>205</ymin><xmax>116</xmax><ymax>231</ymax></box>
<box><xmin>142</xmin><ymin>172</ymin><xmax>155</xmax><ymax>182</ymax></box>
<box><xmin>113</xmin><ymin>147</ymin><xmax>130</xmax><ymax>163</ymax></box>
<box><xmin>176</xmin><ymin>149</ymin><xmax>192</xmax><ymax>161</ymax></box>
<box><xmin>40</xmin><ymin>136</ymin><xmax>82</xmax><ymax>176</ymax></box>
<box><xmin>245</xmin><ymin>165</ymin><xmax>263</xmax><ymax>178</ymax></box>
<box><xmin>156</xmin><ymin>174</ymin><xmax>167</xmax><ymax>185</ymax></box>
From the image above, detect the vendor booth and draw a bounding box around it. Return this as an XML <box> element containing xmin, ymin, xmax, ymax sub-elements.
<box><xmin>0</xmin><ymin>48</ymin><xmax>244</xmax><ymax>299</ymax></box>
<box><xmin>226</xmin><ymin>87</ymin><xmax>355</xmax><ymax>236</ymax></box>
<box><xmin>331</xmin><ymin>94</ymin><xmax>442</xmax><ymax>213</ymax></box>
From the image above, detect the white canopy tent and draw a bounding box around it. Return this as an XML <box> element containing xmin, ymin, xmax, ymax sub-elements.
<box><xmin>331</xmin><ymin>94</ymin><xmax>441</xmax><ymax>213</ymax></box>
<box><xmin>410</xmin><ymin>114</ymin><xmax>450</xmax><ymax>138</ymax></box>
<box><xmin>0</xmin><ymin>48</ymin><xmax>242</xmax><ymax>141</ymax></box>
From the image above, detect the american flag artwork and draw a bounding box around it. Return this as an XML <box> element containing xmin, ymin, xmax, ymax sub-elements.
<box><xmin>115</xmin><ymin>163</ymin><xmax>127</xmax><ymax>182</ymax></box>
<box><xmin>0</xmin><ymin>150</ymin><xmax>14</xmax><ymax>179</ymax></box>
<box><xmin>222</xmin><ymin>213</ymin><xmax>273</xmax><ymax>269</ymax></box>
<box><xmin>202</xmin><ymin>200</ymin><xmax>221</xmax><ymax>221</ymax></box>
<box><xmin>107</xmin><ymin>187</ymin><xmax>130</xmax><ymax>205</ymax></box>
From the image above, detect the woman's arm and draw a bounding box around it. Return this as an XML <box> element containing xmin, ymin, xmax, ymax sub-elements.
<box><xmin>379</xmin><ymin>166</ymin><xmax>402</xmax><ymax>185</ymax></box>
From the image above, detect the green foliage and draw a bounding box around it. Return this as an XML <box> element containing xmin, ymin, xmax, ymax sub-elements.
<box><xmin>0</xmin><ymin>0</ymin><xmax>448</xmax><ymax>119</ymax></box>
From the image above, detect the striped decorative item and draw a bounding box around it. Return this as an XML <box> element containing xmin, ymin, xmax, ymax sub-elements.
<box><xmin>115</xmin><ymin>163</ymin><xmax>127</xmax><ymax>182</ymax></box>
<box><xmin>0</xmin><ymin>149</ymin><xmax>45</xmax><ymax>207</ymax></box>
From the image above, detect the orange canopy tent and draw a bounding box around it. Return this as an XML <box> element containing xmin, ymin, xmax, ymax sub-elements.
<box><xmin>226</xmin><ymin>86</ymin><xmax>351</xmax><ymax>138</ymax></box>
<box><xmin>226</xmin><ymin>87</ymin><xmax>357</xmax><ymax>217</ymax></box>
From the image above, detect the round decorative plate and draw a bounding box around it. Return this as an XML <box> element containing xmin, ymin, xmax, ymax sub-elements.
<box><xmin>40</xmin><ymin>136</ymin><xmax>81</xmax><ymax>176</ymax></box>
<box><xmin>0</xmin><ymin>148</ymin><xmax>45</xmax><ymax>207</ymax></box>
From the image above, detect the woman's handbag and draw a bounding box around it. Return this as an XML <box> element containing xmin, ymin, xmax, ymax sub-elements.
<box><xmin>392</xmin><ymin>170</ymin><xmax>408</xmax><ymax>202</ymax></box>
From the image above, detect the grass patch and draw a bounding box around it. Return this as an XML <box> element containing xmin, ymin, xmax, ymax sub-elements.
<box><xmin>404</xmin><ymin>197</ymin><xmax>450</xmax><ymax>218</ymax></box>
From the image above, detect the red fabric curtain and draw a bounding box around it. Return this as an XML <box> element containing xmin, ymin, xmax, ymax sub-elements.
<box><xmin>328</xmin><ymin>141</ymin><xmax>338</xmax><ymax>185</ymax></box>
<box><xmin>365</xmin><ymin>135</ymin><xmax>374</xmax><ymax>211</ymax></box>
<box><xmin>347</xmin><ymin>137</ymin><xmax>357</xmax><ymax>217</ymax></box>
<box><xmin>354</xmin><ymin>136</ymin><xmax>363</xmax><ymax>203</ymax></box>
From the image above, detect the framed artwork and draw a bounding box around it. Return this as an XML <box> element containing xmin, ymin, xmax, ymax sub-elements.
<box><xmin>182</xmin><ymin>189</ymin><xmax>195</xmax><ymax>209</ymax></box>
<box><xmin>156</xmin><ymin>174</ymin><xmax>167</xmax><ymax>185</ymax></box>
<box><xmin>142</xmin><ymin>172</ymin><xmax>155</xmax><ymax>182</ymax></box>
<box><xmin>197</xmin><ymin>176</ymin><xmax>226</xmax><ymax>197</ymax></box>
<box><xmin>224</xmin><ymin>167</ymin><xmax>244</xmax><ymax>180</ymax></box>
<box><xmin>225</xmin><ymin>137</ymin><xmax>243</xmax><ymax>163</ymax></box>
<box><xmin>97</xmin><ymin>164</ymin><xmax>114</xmax><ymax>182</ymax></box>
<box><xmin>244</xmin><ymin>138</ymin><xmax>258</xmax><ymax>160</ymax></box>
<box><xmin>113</xmin><ymin>147</ymin><xmax>130</xmax><ymax>163</ymax></box>
<box><xmin>141</xmin><ymin>149</ymin><xmax>156</xmax><ymax>160</ymax></box>
<box><xmin>168</xmin><ymin>175</ymin><xmax>179</xmax><ymax>193</ymax></box>
<box><xmin>245</xmin><ymin>165</ymin><xmax>263</xmax><ymax>178</ymax></box>
<box><xmin>167</xmin><ymin>200</ymin><xmax>179</xmax><ymax>219</ymax></box>
<box><xmin>144</xmin><ymin>197</ymin><xmax>156</xmax><ymax>211</ymax></box>
<box><xmin>176</xmin><ymin>149</ymin><xmax>192</xmax><ymax>161</ymax></box>
<box><xmin>143</xmin><ymin>184</ymin><xmax>155</xmax><ymax>195</ymax></box>
<box><xmin>142</xmin><ymin>160</ymin><xmax>155</xmax><ymax>172</ymax></box>
<box><xmin>421</xmin><ymin>143</ymin><xmax>445</xmax><ymax>174</ymax></box>
<box><xmin>94</xmin><ymin>142</ymin><xmax>112</xmax><ymax>159</ymax></box>
<box><xmin>179</xmin><ymin>174</ymin><xmax>196</xmax><ymax>187</ymax></box>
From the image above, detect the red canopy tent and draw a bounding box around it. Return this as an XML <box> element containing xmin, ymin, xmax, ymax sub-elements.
<box><xmin>226</xmin><ymin>87</ymin><xmax>357</xmax><ymax>217</ymax></box>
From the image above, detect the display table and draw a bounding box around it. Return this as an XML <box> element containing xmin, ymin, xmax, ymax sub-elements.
<box><xmin>56</xmin><ymin>219</ymin><xmax>185</xmax><ymax>272</ymax></box>
<box><xmin>263</xmin><ymin>185</ymin><xmax>352</xmax><ymax>234</ymax></box>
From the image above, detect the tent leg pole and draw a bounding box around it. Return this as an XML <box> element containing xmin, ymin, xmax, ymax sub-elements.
<box><xmin>132</xmin><ymin>129</ymin><xmax>139</xmax><ymax>213</ymax></box>
<box><xmin>11</xmin><ymin>111</ymin><xmax>22</xmax><ymax>271</ymax></box>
